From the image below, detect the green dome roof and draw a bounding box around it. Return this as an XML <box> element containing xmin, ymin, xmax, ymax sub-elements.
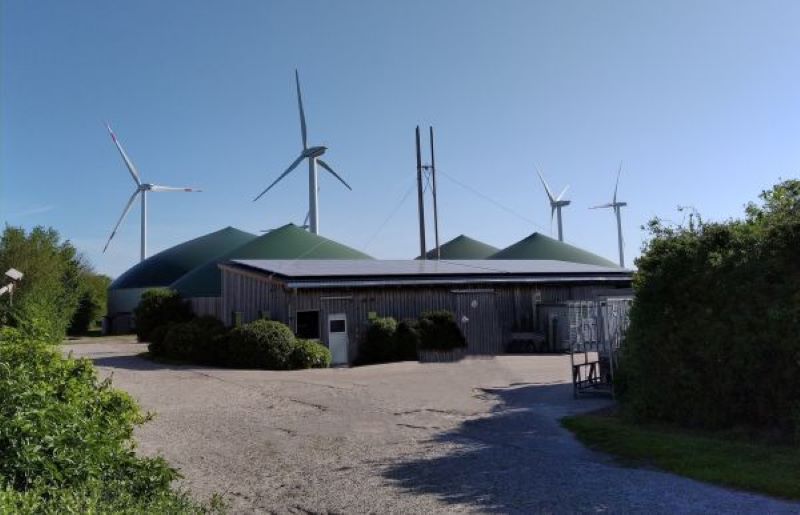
<box><xmin>489</xmin><ymin>232</ymin><xmax>618</xmax><ymax>267</ymax></box>
<box><xmin>418</xmin><ymin>235</ymin><xmax>499</xmax><ymax>260</ymax></box>
<box><xmin>171</xmin><ymin>224</ymin><xmax>373</xmax><ymax>297</ymax></box>
<box><xmin>110</xmin><ymin>227</ymin><xmax>257</xmax><ymax>290</ymax></box>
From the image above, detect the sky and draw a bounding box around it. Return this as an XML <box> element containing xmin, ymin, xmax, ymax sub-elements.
<box><xmin>2</xmin><ymin>1</ymin><xmax>799</xmax><ymax>278</ymax></box>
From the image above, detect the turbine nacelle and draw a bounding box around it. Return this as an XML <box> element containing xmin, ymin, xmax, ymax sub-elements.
<box><xmin>303</xmin><ymin>146</ymin><xmax>327</xmax><ymax>159</ymax></box>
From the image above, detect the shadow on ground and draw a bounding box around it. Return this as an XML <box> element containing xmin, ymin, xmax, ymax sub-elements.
<box><xmin>90</xmin><ymin>354</ymin><xmax>199</xmax><ymax>372</ymax></box>
<box><xmin>381</xmin><ymin>381</ymin><xmax>800</xmax><ymax>513</ymax></box>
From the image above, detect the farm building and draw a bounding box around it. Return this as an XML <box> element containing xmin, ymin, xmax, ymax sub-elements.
<box><xmin>419</xmin><ymin>235</ymin><xmax>499</xmax><ymax>260</ymax></box>
<box><xmin>218</xmin><ymin>259</ymin><xmax>632</xmax><ymax>365</ymax></box>
<box><xmin>489</xmin><ymin>232</ymin><xmax>617</xmax><ymax>266</ymax></box>
<box><xmin>106</xmin><ymin>226</ymin><xmax>256</xmax><ymax>332</ymax></box>
<box><xmin>171</xmin><ymin>223</ymin><xmax>373</xmax><ymax>316</ymax></box>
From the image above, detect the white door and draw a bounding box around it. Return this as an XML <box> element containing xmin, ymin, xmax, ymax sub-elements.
<box><xmin>327</xmin><ymin>313</ymin><xmax>349</xmax><ymax>365</ymax></box>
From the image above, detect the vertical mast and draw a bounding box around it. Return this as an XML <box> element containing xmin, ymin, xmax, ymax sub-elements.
<box><xmin>615</xmin><ymin>206</ymin><xmax>624</xmax><ymax>267</ymax></box>
<box><xmin>416</xmin><ymin>126</ymin><xmax>426</xmax><ymax>259</ymax></box>
<box><xmin>140</xmin><ymin>190</ymin><xmax>147</xmax><ymax>262</ymax></box>
<box><xmin>429</xmin><ymin>126</ymin><xmax>440</xmax><ymax>260</ymax></box>
<box><xmin>309</xmin><ymin>158</ymin><xmax>319</xmax><ymax>234</ymax></box>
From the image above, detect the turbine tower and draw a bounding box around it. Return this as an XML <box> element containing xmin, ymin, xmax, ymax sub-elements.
<box><xmin>536</xmin><ymin>167</ymin><xmax>571</xmax><ymax>242</ymax></box>
<box><xmin>103</xmin><ymin>123</ymin><xmax>201</xmax><ymax>262</ymax></box>
<box><xmin>253</xmin><ymin>70</ymin><xmax>351</xmax><ymax>234</ymax></box>
<box><xmin>591</xmin><ymin>163</ymin><xmax>627</xmax><ymax>267</ymax></box>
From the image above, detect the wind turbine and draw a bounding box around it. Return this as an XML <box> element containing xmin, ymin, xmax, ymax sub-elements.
<box><xmin>591</xmin><ymin>163</ymin><xmax>627</xmax><ymax>267</ymax></box>
<box><xmin>102</xmin><ymin>123</ymin><xmax>201</xmax><ymax>262</ymax></box>
<box><xmin>253</xmin><ymin>70</ymin><xmax>351</xmax><ymax>234</ymax></box>
<box><xmin>536</xmin><ymin>167</ymin><xmax>571</xmax><ymax>242</ymax></box>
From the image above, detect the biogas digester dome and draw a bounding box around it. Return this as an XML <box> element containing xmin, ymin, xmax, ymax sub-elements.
<box><xmin>171</xmin><ymin>223</ymin><xmax>373</xmax><ymax>299</ymax></box>
<box><xmin>489</xmin><ymin>232</ymin><xmax>618</xmax><ymax>267</ymax></box>
<box><xmin>418</xmin><ymin>235</ymin><xmax>499</xmax><ymax>260</ymax></box>
<box><xmin>107</xmin><ymin>227</ymin><xmax>257</xmax><ymax>319</ymax></box>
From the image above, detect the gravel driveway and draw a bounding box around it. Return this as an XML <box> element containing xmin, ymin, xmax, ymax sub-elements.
<box><xmin>64</xmin><ymin>338</ymin><xmax>799</xmax><ymax>514</ymax></box>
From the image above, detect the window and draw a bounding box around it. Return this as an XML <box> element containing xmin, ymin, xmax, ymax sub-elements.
<box><xmin>329</xmin><ymin>319</ymin><xmax>346</xmax><ymax>333</ymax></box>
<box><xmin>296</xmin><ymin>311</ymin><xmax>320</xmax><ymax>339</ymax></box>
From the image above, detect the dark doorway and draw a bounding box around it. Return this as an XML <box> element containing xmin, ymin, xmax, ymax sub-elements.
<box><xmin>296</xmin><ymin>310</ymin><xmax>320</xmax><ymax>339</ymax></box>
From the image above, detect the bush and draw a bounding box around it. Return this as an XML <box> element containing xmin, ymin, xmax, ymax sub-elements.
<box><xmin>291</xmin><ymin>339</ymin><xmax>332</xmax><ymax>369</ymax></box>
<box><xmin>620</xmin><ymin>180</ymin><xmax>800</xmax><ymax>443</ymax></box>
<box><xmin>68</xmin><ymin>272</ymin><xmax>111</xmax><ymax>335</ymax></box>
<box><xmin>161</xmin><ymin>316</ymin><xmax>227</xmax><ymax>364</ymax></box>
<box><xmin>146</xmin><ymin>323</ymin><xmax>174</xmax><ymax>357</ymax></box>
<box><xmin>418</xmin><ymin>310</ymin><xmax>466</xmax><ymax>351</ymax></box>
<box><xmin>227</xmin><ymin>319</ymin><xmax>296</xmax><ymax>370</ymax></box>
<box><xmin>394</xmin><ymin>319</ymin><xmax>420</xmax><ymax>361</ymax></box>
<box><xmin>133</xmin><ymin>289</ymin><xmax>193</xmax><ymax>343</ymax></box>
<box><xmin>0</xmin><ymin>330</ymin><xmax>206</xmax><ymax>512</ymax></box>
<box><xmin>358</xmin><ymin>317</ymin><xmax>398</xmax><ymax>364</ymax></box>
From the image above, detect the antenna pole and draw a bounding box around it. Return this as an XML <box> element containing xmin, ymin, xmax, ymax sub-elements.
<box><xmin>429</xmin><ymin>127</ymin><xmax>441</xmax><ymax>260</ymax></box>
<box><xmin>416</xmin><ymin>126</ymin><xmax>426</xmax><ymax>259</ymax></box>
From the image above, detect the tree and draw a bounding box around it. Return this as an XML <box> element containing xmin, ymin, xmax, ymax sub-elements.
<box><xmin>0</xmin><ymin>226</ymin><xmax>83</xmax><ymax>343</ymax></box>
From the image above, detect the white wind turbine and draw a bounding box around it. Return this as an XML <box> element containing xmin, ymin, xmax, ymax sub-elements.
<box><xmin>253</xmin><ymin>70</ymin><xmax>351</xmax><ymax>234</ymax></box>
<box><xmin>536</xmin><ymin>167</ymin><xmax>571</xmax><ymax>241</ymax></box>
<box><xmin>591</xmin><ymin>163</ymin><xmax>627</xmax><ymax>267</ymax></box>
<box><xmin>102</xmin><ymin>123</ymin><xmax>201</xmax><ymax>262</ymax></box>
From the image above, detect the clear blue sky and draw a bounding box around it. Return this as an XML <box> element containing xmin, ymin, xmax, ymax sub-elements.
<box><xmin>3</xmin><ymin>1</ymin><xmax>798</xmax><ymax>277</ymax></box>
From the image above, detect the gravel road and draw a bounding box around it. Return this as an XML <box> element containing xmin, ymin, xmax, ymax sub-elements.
<box><xmin>64</xmin><ymin>338</ymin><xmax>799</xmax><ymax>514</ymax></box>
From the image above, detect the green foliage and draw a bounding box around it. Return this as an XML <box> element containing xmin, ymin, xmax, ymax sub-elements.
<box><xmin>68</xmin><ymin>272</ymin><xmax>111</xmax><ymax>335</ymax></box>
<box><xmin>146</xmin><ymin>323</ymin><xmax>174</xmax><ymax>357</ymax></box>
<box><xmin>620</xmin><ymin>180</ymin><xmax>800</xmax><ymax>442</ymax></box>
<box><xmin>418</xmin><ymin>310</ymin><xmax>466</xmax><ymax>351</ymax></box>
<box><xmin>227</xmin><ymin>319</ymin><xmax>296</xmax><ymax>370</ymax></box>
<box><xmin>358</xmin><ymin>316</ymin><xmax>398</xmax><ymax>364</ymax></box>
<box><xmin>0</xmin><ymin>226</ymin><xmax>84</xmax><ymax>343</ymax></box>
<box><xmin>0</xmin><ymin>331</ymin><xmax>208</xmax><ymax>513</ymax></box>
<box><xmin>394</xmin><ymin>319</ymin><xmax>420</xmax><ymax>361</ymax></box>
<box><xmin>291</xmin><ymin>339</ymin><xmax>332</xmax><ymax>369</ymax></box>
<box><xmin>134</xmin><ymin>289</ymin><xmax>193</xmax><ymax>343</ymax></box>
<box><xmin>162</xmin><ymin>316</ymin><xmax>227</xmax><ymax>364</ymax></box>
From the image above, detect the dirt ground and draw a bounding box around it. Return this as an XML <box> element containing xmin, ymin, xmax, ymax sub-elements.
<box><xmin>64</xmin><ymin>338</ymin><xmax>799</xmax><ymax>514</ymax></box>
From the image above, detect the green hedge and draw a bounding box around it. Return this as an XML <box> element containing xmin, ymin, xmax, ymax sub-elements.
<box><xmin>226</xmin><ymin>320</ymin><xmax>298</xmax><ymax>370</ymax></box>
<box><xmin>418</xmin><ymin>310</ymin><xmax>466</xmax><ymax>351</ymax></box>
<box><xmin>620</xmin><ymin>180</ymin><xmax>800</xmax><ymax>443</ymax></box>
<box><xmin>133</xmin><ymin>289</ymin><xmax>193</xmax><ymax>343</ymax></box>
<box><xmin>0</xmin><ymin>327</ymin><xmax>210</xmax><ymax>513</ymax></box>
<box><xmin>291</xmin><ymin>339</ymin><xmax>332</xmax><ymax>369</ymax></box>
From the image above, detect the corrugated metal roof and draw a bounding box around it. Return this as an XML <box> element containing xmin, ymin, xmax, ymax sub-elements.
<box><xmin>224</xmin><ymin>259</ymin><xmax>632</xmax><ymax>289</ymax></box>
<box><xmin>418</xmin><ymin>235</ymin><xmax>500</xmax><ymax>260</ymax></box>
<box><xmin>489</xmin><ymin>232</ymin><xmax>618</xmax><ymax>267</ymax></box>
<box><xmin>171</xmin><ymin>224</ymin><xmax>373</xmax><ymax>297</ymax></box>
<box><xmin>110</xmin><ymin>226</ymin><xmax>257</xmax><ymax>290</ymax></box>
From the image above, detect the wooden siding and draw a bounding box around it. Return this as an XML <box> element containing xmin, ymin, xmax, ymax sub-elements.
<box><xmin>190</xmin><ymin>297</ymin><xmax>223</xmax><ymax>318</ymax></box>
<box><xmin>219</xmin><ymin>266</ymin><xmax>628</xmax><ymax>363</ymax></box>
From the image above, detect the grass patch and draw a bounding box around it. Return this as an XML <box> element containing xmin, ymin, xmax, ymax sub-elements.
<box><xmin>562</xmin><ymin>414</ymin><xmax>800</xmax><ymax>500</ymax></box>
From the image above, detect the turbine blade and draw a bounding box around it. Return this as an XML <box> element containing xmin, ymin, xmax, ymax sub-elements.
<box><xmin>590</xmin><ymin>203</ymin><xmax>614</xmax><ymax>210</ymax></box>
<box><xmin>556</xmin><ymin>184</ymin><xmax>570</xmax><ymax>201</ymax></box>
<box><xmin>105</xmin><ymin>123</ymin><xmax>142</xmax><ymax>186</ymax></box>
<box><xmin>295</xmin><ymin>70</ymin><xmax>308</xmax><ymax>150</ymax></box>
<box><xmin>317</xmin><ymin>159</ymin><xmax>352</xmax><ymax>190</ymax></box>
<box><xmin>536</xmin><ymin>166</ymin><xmax>555</xmax><ymax>202</ymax></box>
<box><xmin>613</xmin><ymin>161</ymin><xmax>622</xmax><ymax>204</ymax></box>
<box><xmin>103</xmin><ymin>189</ymin><xmax>140</xmax><ymax>253</ymax></box>
<box><xmin>149</xmin><ymin>185</ymin><xmax>202</xmax><ymax>192</ymax></box>
<box><xmin>303</xmin><ymin>211</ymin><xmax>310</xmax><ymax>228</ymax></box>
<box><xmin>253</xmin><ymin>154</ymin><xmax>305</xmax><ymax>202</ymax></box>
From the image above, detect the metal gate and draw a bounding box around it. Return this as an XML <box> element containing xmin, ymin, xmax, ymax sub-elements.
<box><xmin>569</xmin><ymin>297</ymin><xmax>633</xmax><ymax>398</ymax></box>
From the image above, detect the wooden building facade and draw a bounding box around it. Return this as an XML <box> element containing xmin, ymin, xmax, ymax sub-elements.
<box><xmin>216</xmin><ymin>259</ymin><xmax>633</xmax><ymax>365</ymax></box>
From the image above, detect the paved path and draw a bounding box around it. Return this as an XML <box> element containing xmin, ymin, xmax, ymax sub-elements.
<box><xmin>64</xmin><ymin>339</ymin><xmax>800</xmax><ymax>514</ymax></box>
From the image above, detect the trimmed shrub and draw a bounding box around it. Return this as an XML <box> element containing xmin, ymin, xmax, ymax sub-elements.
<box><xmin>358</xmin><ymin>316</ymin><xmax>398</xmax><ymax>364</ymax></box>
<box><xmin>418</xmin><ymin>310</ymin><xmax>466</xmax><ymax>351</ymax></box>
<box><xmin>291</xmin><ymin>339</ymin><xmax>332</xmax><ymax>369</ymax></box>
<box><xmin>227</xmin><ymin>319</ymin><xmax>296</xmax><ymax>370</ymax></box>
<box><xmin>133</xmin><ymin>289</ymin><xmax>193</xmax><ymax>343</ymax></box>
<box><xmin>147</xmin><ymin>323</ymin><xmax>174</xmax><ymax>357</ymax></box>
<box><xmin>394</xmin><ymin>319</ymin><xmax>420</xmax><ymax>361</ymax></box>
